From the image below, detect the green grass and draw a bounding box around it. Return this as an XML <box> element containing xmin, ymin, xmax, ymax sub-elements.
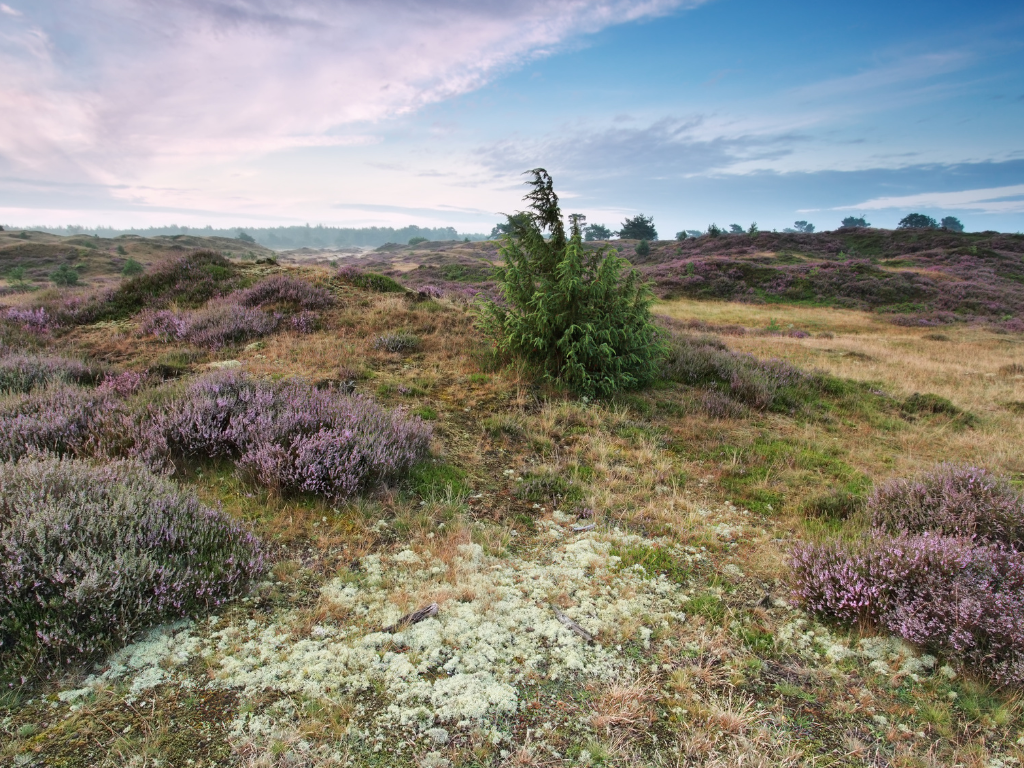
<box><xmin>411</xmin><ymin>405</ymin><xmax>437</xmax><ymax>420</ymax></box>
<box><xmin>515</xmin><ymin>468</ymin><xmax>586</xmax><ymax>506</ymax></box>
<box><xmin>609</xmin><ymin>543</ymin><xmax>689</xmax><ymax>583</ymax></box>
<box><xmin>687</xmin><ymin>593</ymin><xmax>725</xmax><ymax>623</ymax></box>
<box><xmin>408</xmin><ymin>461</ymin><xmax>471</xmax><ymax>501</ymax></box>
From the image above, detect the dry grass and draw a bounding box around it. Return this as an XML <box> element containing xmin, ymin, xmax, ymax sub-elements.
<box><xmin>589</xmin><ymin>676</ymin><xmax>656</xmax><ymax>734</ymax></box>
<box><xmin>6</xmin><ymin>265</ymin><xmax>1024</xmax><ymax>768</ymax></box>
<box><xmin>657</xmin><ymin>298</ymin><xmax>1024</xmax><ymax>483</ymax></box>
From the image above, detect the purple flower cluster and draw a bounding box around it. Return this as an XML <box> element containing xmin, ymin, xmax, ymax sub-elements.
<box><xmin>135</xmin><ymin>371</ymin><xmax>432</xmax><ymax>499</ymax></box>
<box><xmin>0</xmin><ymin>385</ymin><xmax>108</xmax><ymax>461</ymax></box>
<box><xmin>4</xmin><ymin>306</ymin><xmax>51</xmax><ymax>333</ymax></box>
<box><xmin>290</xmin><ymin>310</ymin><xmax>319</xmax><ymax>334</ymax></box>
<box><xmin>0</xmin><ymin>352</ymin><xmax>105</xmax><ymax>393</ymax></box>
<box><xmin>793</xmin><ymin>464</ymin><xmax>1024</xmax><ymax>684</ymax></box>
<box><xmin>97</xmin><ymin>370</ymin><xmax>148</xmax><ymax>398</ymax></box>
<box><xmin>0</xmin><ymin>370</ymin><xmax>431</xmax><ymax>500</ymax></box>
<box><xmin>140</xmin><ymin>300</ymin><xmax>281</xmax><ymax>349</ymax></box>
<box><xmin>0</xmin><ymin>455</ymin><xmax>265</xmax><ymax>670</ymax></box>
<box><xmin>870</xmin><ymin>464</ymin><xmax>1024</xmax><ymax>549</ymax></box>
<box><xmin>234</xmin><ymin>275</ymin><xmax>335</xmax><ymax>310</ymax></box>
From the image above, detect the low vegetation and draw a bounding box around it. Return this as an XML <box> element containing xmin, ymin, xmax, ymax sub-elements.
<box><xmin>0</xmin><ymin>456</ymin><xmax>265</xmax><ymax>673</ymax></box>
<box><xmin>0</xmin><ymin>231</ymin><xmax>1021</xmax><ymax>767</ymax></box>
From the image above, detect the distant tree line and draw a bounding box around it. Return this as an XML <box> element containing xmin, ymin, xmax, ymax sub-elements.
<box><xmin>25</xmin><ymin>224</ymin><xmax>487</xmax><ymax>249</ymax></box>
<box><xmin>484</xmin><ymin>210</ymin><xmax>975</xmax><ymax>244</ymax></box>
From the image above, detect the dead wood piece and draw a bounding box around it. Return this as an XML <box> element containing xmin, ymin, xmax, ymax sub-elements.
<box><xmin>572</xmin><ymin>523</ymin><xmax>596</xmax><ymax>532</ymax></box>
<box><xmin>553</xmin><ymin>606</ymin><xmax>595</xmax><ymax>644</ymax></box>
<box><xmin>383</xmin><ymin>602</ymin><xmax>438</xmax><ymax>633</ymax></box>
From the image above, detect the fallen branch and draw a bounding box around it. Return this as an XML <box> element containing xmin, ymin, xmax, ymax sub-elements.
<box><xmin>572</xmin><ymin>523</ymin><xmax>596</xmax><ymax>532</ymax></box>
<box><xmin>383</xmin><ymin>602</ymin><xmax>438</xmax><ymax>633</ymax></box>
<box><xmin>553</xmin><ymin>606</ymin><xmax>595</xmax><ymax>644</ymax></box>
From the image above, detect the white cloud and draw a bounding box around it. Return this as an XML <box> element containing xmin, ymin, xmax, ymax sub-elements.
<box><xmin>837</xmin><ymin>184</ymin><xmax>1024</xmax><ymax>214</ymax></box>
<box><xmin>0</xmin><ymin>0</ymin><xmax>700</xmax><ymax>183</ymax></box>
<box><xmin>0</xmin><ymin>4</ymin><xmax>22</xmax><ymax>15</ymax></box>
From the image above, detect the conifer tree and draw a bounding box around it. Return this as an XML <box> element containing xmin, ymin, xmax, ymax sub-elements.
<box><xmin>481</xmin><ymin>169</ymin><xmax>661</xmax><ymax>397</ymax></box>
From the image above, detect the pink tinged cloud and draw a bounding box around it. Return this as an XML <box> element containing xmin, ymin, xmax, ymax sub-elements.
<box><xmin>0</xmin><ymin>0</ymin><xmax>700</xmax><ymax>180</ymax></box>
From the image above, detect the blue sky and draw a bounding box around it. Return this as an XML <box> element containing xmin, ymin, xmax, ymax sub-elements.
<box><xmin>1</xmin><ymin>0</ymin><xmax>1022</xmax><ymax>234</ymax></box>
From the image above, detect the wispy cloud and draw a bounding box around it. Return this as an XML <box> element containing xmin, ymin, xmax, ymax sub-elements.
<box><xmin>0</xmin><ymin>0</ymin><xmax>702</xmax><ymax>182</ymax></box>
<box><xmin>0</xmin><ymin>4</ymin><xmax>22</xmax><ymax>16</ymax></box>
<box><xmin>837</xmin><ymin>184</ymin><xmax>1024</xmax><ymax>214</ymax></box>
<box><xmin>475</xmin><ymin>116</ymin><xmax>806</xmax><ymax>181</ymax></box>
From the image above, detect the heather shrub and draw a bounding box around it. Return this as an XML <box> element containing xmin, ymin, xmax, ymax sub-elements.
<box><xmin>697</xmin><ymin>388</ymin><xmax>748</xmax><ymax>419</ymax></box>
<box><xmin>662</xmin><ymin>333</ymin><xmax>820</xmax><ymax>411</ymax></box>
<box><xmin>792</xmin><ymin>534</ymin><xmax>1024</xmax><ymax>684</ymax></box>
<box><xmin>868</xmin><ymin>464</ymin><xmax>1024</xmax><ymax>549</ymax></box>
<box><xmin>0</xmin><ymin>456</ymin><xmax>264</xmax><ymax>671</ymax></box>
<box><xmin>0</xmin><ymin>385</ymin><xmax>109</xmax><ymax>461</ymax></box>
<box><xmin>374</xmin><ymin>331</ymin><xmax>421</xmax><ymax>353</ymax></box>
<box><xmin>140</xmin><ymin>301</ymin><xmax>281</xmax><ymax>349</ymax></box>
<box><xmin>4</xmin><ymin>306</ymin><xmax>51</xmax><ymax>334</ymax></box>
<box><xmin>182</xmin><ymin>302</ymin><xmax>280</xmax><ymax>349</ymax></box>
<box><xmin>0</xmin><ymin>352</ymin><xmax>105</xmax><ymax>393</ymax></box>
<box><xmin>136</xmin><ymin>372</ymin><xmax>431</xmax><ymax>499</ymax></box>
<box><xmin>234</xmin><ymin>275</ymin><xmax>335</xmax><ymax>310</ymax></box>
<box><xmin>900</xmin><ymin>392</ymin><xmax>973</xmax><ymax>423</ymax></box>
<box><xmin>290</xmin><ymin>310</ymin><xmax>320</xmax><ymax>334</ymax></box>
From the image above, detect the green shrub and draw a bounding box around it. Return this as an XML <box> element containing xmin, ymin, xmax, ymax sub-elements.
<box><xmin>901</xmin><ymin>392</ymin><xmax>975</xmax><ymax>424</ymax></box>
<box><xmin>480</xmin><ymin>169</ymin><xmax>661</xmax><ymax>397</ymax></box>
<box><xmin>635</xmin><ymin>239</ymin><xmax>650</xmax><ymax>257</ymax></box>
<box><xmin>350</xmin><ymin>272</ymin><xmax>405</xmax><ymax>293</ymax></box>
<box><xmin>411</xmin><ymin>405</ymin><xmax>437</xmax><ymax>420</ymax></box>
<box><xmin>408</xmin><ymin>236</ymin><xmax>428</xmax><ymax>246</ymax></box>
<box><xmin>120</xmin><ymin>258</ymin><xmax>144</xmax><ymax>277</ymax></box>
<box><xmin>50</xmin><ymin>263</ymin><xmax>79</xmax><ymax>287</ymax></box>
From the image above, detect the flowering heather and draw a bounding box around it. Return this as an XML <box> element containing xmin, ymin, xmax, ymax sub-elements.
<box><xmin>0</xmin><ymin>456</ymin><xmax>265</xmax><ymax>671</ymax></box>
<box><xmin>4</xmin><ymin>306</ymin><xmax>52</xmax><ymax>333</ymax></box>
<box><xmin>289</xmin><ymin>310</ymin><xmax>319</xmax><ymax>334</ymax></box>
<box><xmin>0</xmin><ymin>352</ymin><xmax>105</xmax><ymax>393</ymax></box>
<box><xmin>0</xmin><ymin>385</ymin><xmax>109</xmax><ymax>461</ymax></box>
<box><xmin>869</xmin><ymin>464</ymin><xmax>1024</xmax><ymax>549</ymax></box>
<box><xmin>97</xmin><ymin>370</ymin><xmax>148</xmax><ymax>398</ymax></box>
<box><xmin>183</xmin><ymin>302</ymin><xmax>280</xmax><ymax>349</ymax></box>
<box><xmin>661</xmin><ymin>332</ymin><xmax>819</xmax><ymax>411</ymax></box>
<box><xmin>138</xmin><ymin>372</ymin><xmax>432</xmax><ymax>499</ymax></box>
<box><xmin>792</xmin><ymin>533</ymin><xmax>1024</xmax><ymax>684</ymax></box>
<box><xmin>140</xmin><ymin>301</ymin><xmax>281</xmax><ymax>349</ymax></box>
<box><xmin>233</xmin><ymin>275</ymin><xmax>335</xmax><ymax>310</ymax></box>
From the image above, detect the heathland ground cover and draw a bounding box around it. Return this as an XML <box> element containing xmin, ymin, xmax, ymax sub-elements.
<box><xmin>0</xmin><ymin>239</ymin><xmax>1022</xmax><ymax>767</ymax></box>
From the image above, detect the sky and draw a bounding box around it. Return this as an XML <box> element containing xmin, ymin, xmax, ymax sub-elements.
<box><xmin>1</xmin><ymin>0</ymin><xmax>1023</xmax><ymax>235</ymax></box>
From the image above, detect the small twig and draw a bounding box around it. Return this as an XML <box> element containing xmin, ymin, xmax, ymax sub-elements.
<box><xmin>572</xmin><ymin>523</ymin><xmax>596</xmax><ymax>533</ymax></box>
<box><xmin>552</xmin><ymin>606</ymin><xmax>595</xmax><ymax>644</ymax></box>
<box><xmin>382</xmin><ymin>602</ymin><xmax>438</xmax><ymax>633</ymax></box>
